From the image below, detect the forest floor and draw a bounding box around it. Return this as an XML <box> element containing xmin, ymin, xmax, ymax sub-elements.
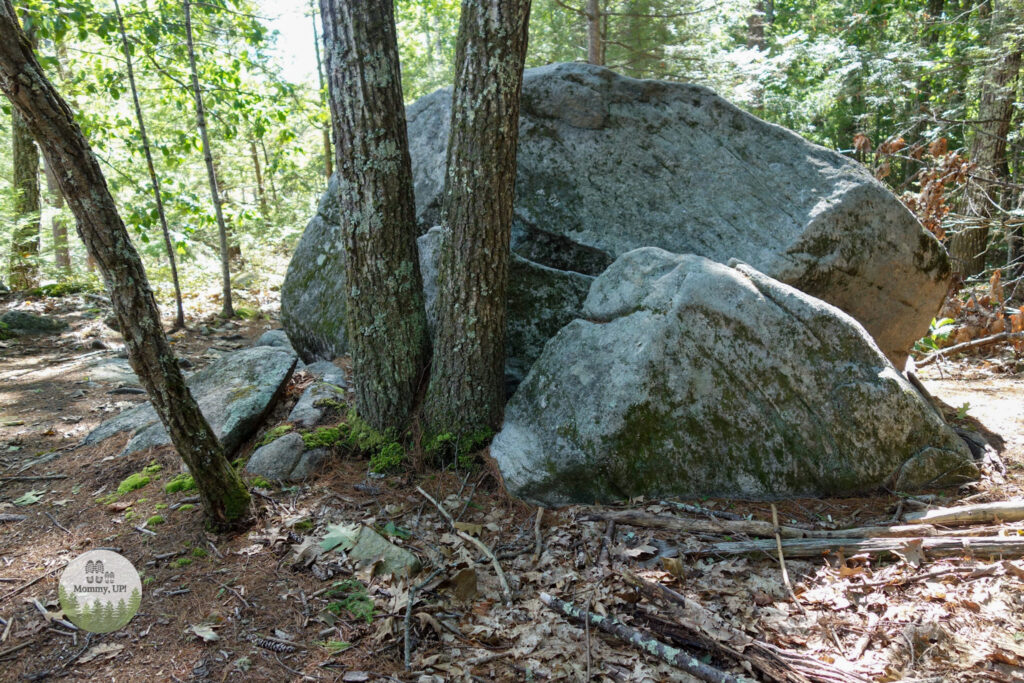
<box><xmin>1</xmin><ymin>290</ymin><xmax>1023</xmax><ymax>682</ymax></box>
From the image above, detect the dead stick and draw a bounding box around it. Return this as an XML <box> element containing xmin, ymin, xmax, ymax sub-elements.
<box><xmin>688</xmin><ymin>535</ymin><xmax>1024</xmax><ymax>559</ymax></box>
<box><xmin>904</xmin><ymin>499</ymin><xmax>1024</xmax><ymax>526</ymax></box>
<box><xmin>915</xmin><ymin>331</ymin><xmax>1024</xmax><ymax>367</ymax></box>
<box><xmin>0</xmin><ymin>474</ymin><xmax>67</xmax><ymax>481</ymax></box>
<box><xmin>416</xmin><ymin>486</ymin><xmax>512</xmax><ymax>605</ymax></box>
<box><xmin>772</xmin><ymin>504</ymin><xmax>806</xmax><ymax>615</ymax></box>
<box><xmin>404</xmin><ymin>568</ymin><xmax>443</xmax><ymax>670</ymax></box>
<box><xmin>530</xmin><ymin>507</ymin><xmax>544</xmax><ymax>565</ymax></box>
<box><xmin>0</xmin><ymin>563</ymin><xmax>66</xmax><ymax>603</ymax></box>
<box><xmin>540</xmin><ymin>592</ymin><xmax>740</xmax><ymax>683</ymax></box>
<box><xmin>43</xmin><ymin>511</ymin><xmax>71</xmax><ymax>535</ymax></box>
<box><xmin>0</xmin><ymin>514</ymin><xmax>27</xmax><ymax>523</ymax></box>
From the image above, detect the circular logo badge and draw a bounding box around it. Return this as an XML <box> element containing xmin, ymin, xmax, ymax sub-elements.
<box><xmin>58</xmin><ymin>550</ymin><xmax>141</xmax><ymax>633</ymax></box>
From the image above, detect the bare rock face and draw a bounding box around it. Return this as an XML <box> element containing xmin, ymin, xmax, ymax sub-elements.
<box><xmin>284</xmin><ymin>62</ymin><xmax>948</xmax><ymax>372</ymax></box>
<box><xmin>491</xmin><ymin>248</ymin><xmax>975</xmax><ymax>506</ymax></box>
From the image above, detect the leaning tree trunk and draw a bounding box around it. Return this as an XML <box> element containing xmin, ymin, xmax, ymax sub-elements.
<box><xmin>949</xmin><ymin>5</ymin><xmax>1022</xmax><ymax>278</ymax></box>
<box><xmin>116</xmin><ymin>0</ymin><xmax>185</xmax><ymax>330</ymax></box>
<box><xmin>9</xmin><ymin>107</ymin><xmax>40</xmax><ymax>290</ymax></box>
<box><xmin>183</xmin><ymin>0</ymin><xmax>233</xmax><ymax>318</ymax></box>
<box><xmin>0</xmin><ymin>1</ymin><xmax>249</xmax><ymax>529</ymax></box>
<box><xmin>423</xmin><ymin>0</ymin><xmax>532</xmax><ymax>439</ymax></box>
<box><xmin>319</xmin><ymin>0</ymin><xmax>430</xmax><ymax>432</ymax></box>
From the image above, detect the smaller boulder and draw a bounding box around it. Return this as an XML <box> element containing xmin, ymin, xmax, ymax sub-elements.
<box><xmin>0</xmin><ymin>310</ymin><xmax>68</xmax><ymax>336</ymax></box>
<box><xmin>246</xmin><ymin>432</ymin><xmax>329</xmax><ymax>481</ymax></box>
<box><xmin>288</xmin><ymin>361</ymin><xmax>349</xmax><ymax>428</ymax></box>
<box><xmin>253</xmin><ymin>329</ymin><xmax>298</xmax><ymax>356</ymax></box>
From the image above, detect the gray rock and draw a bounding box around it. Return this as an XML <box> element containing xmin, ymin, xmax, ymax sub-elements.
<box><xmin>84</xmin><ymin>347</ymin><xmax>297</xmax><ymax>457</ymax></box>
<box><xmin>288</xmin><ymin>361</ymin><xmax>349</xmax><ymax>428</ymax></box>
<box><xmin>245</xmin><ymin>432</ymin><xmax>327</xmax><ymax>481</ymax></box>
<box><xmin>253</xmin><ymin>329</ymin><xmax>297</xmax><ymax>355</ymax></box>
<box><xmin>492</xmin><ymin>248</ymin><xmax>976</xmax><ymax>506</ymax></box>
<box><xmin>0</xmin><ymin>310</ymin><xmax>69</xmax><ymax>336</ymax></box>
<box><xmin>82</xmin><ymin>357</ymin><xmax>140</xmax><ymax>386</ymax></box>
<box><xmin>0</xmin><ymin>280</ymin><xmax>9</xmax><ymax>294</ymax></box>
<box><xmin>417</xmin><ymin>227</ymin><xmax>594</xmax><ymax>383</ymax></box>
<box><xmin>404</xmin><ymin>63</ymin><xmax>949</xmax><ymax>366</ymax></box>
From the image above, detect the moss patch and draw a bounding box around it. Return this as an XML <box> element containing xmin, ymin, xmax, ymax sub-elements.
<box><xmin>257</xmin><ymin>424</ymin><xmax>293</xmax><ymax>447</ymax></box>
<box><xmin>117</xmin><ymin>473</ymin><xmax>151</xmax><ymax>496</ymax></box>
<box><xmin>302</xmin><ymin>426</ymin><xmax>342</xmax><ymax>449</ymax></box>
<box><xmin>164</xmin><ymin>474</ymin><xmax>196</xmax><ymax>494</ymax></box>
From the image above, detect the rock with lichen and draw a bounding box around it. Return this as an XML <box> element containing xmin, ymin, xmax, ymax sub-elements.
<box><xmin>492</xmin><ymin>248</ymin><xmax>976</xmax><ymax>505</ymax></box>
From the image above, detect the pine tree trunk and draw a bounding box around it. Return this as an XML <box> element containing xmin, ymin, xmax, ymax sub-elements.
<box><xmin>116</xmin><ymin>0</ymin><xmax>185</xmax><ymax>330</ymax></box>
<box><xmin>9</xmin><ymin>107</ymin><xmax>40</xmax><ymax>290</ymax></box>
<box><xmin>319</xmin><ymin>0</ymin><xmax>430</xmax><ymax>432</ymax></box>
<box><xmin>184</xmin><ymin>0</ymin><xmax>233</xmax><ymax>318</ymax></box>
<box><xmin>586</xmin><ymin>0</ymin><xmax>603</xmax><ymax>65</ymax></box>
<box><xmin>43</xmin><ymin>161</ymin><xmax>70</xmax><ymax>273</ymax></box>
<box><xmin>950</xmin><ymin>5</ymin><xmax>1022</xmax><ymax>278</ymax></box>
<box><xmin>0</xmin><ymin>1</ymin><xmax>249</xmax><ymax>529</ymax></box>
<box><xmin>423</xmin><ymin>0</ymin><xmax>531</xmax><ymax>439</ymax></box>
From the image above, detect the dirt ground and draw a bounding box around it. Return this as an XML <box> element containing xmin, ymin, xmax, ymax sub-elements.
<box><xmin>2</xmin><ymin>291</ymin><xmax>1024</xmax><ymax>682</ymax></box>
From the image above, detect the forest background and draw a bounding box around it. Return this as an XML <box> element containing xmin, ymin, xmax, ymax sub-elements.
<box><xmin>1</xmin><ymin>0</ymin><xmax>1022</xmax><ymax>311</ymax></box>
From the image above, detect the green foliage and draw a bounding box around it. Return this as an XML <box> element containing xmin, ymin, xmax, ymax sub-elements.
<box><xmin>257</xmin><ymin>424</ymin><xmax>293</xmax><ymax>447</ymax></box>
<box><xmin>145</xmin><ymin>514</ymin><xmax>165</xmax><ymax>527</ymax></box>
<box><xmin>324</xmin><ymin>579</ymin><xmax>375</xmax><ymax>624</ymax></box>
<box><xmin>424</xmin><ymin>428</ymin><xmax>494</xmax><ymax>467</ymax></box>
<box><xmin>164</xmin><ymin>473</ymin><xmax>196</xmax><ymax>494</ymax></box>
<box><xmin>302</xmin><ymin>426</ymin><xmax>341</xmax><ymax>449</ymax></box>
<box><xmin>177</xmin><ymin>503</ymin><xmax>196</xmax><ymax>512</ymax></box>
<box><xmin>249</xmin><ymin>475</ymin><xmax>272</xmax><ymax>489</ymax></box>
<box><xmin>117</xmin><ymin>473</ymin><xmax>151</xmax><ymax>495</ymax></box>
<box><xmin>915</xmin><ymin>317</ymin><xmax>957</xmax><ymax>353</ymax></box>
<box><xmin>173</xmin><ymin>556</ymin><xmax>192</xmax><ymax>568</ymax></box>
<box><xmin>370</xmin><ymin>442</ymin><xmax>405</xmax><ymax>473</ymax></box>
<box><xmin>378</xmin><ymin>521</ymin><xmax>412</xmax><ymax>540</ymax></box>
<box><xmin>316</xmin><ymin>640</ymin><xmax>352</xmax><ymax>654</ymax></box>
<box><xmin>143</xmin><ymin>460</ymin><xmax>163</xmax><ymax>475</ymax></box>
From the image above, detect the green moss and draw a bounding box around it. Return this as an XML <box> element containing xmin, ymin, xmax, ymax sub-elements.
<box><xmin>154</xmin><ymin>503</ymin><xmax>168</xmax><ymax>510</ymax></box>
<box><xmin>145</xmin><ymin>515</ymin><xmax>165</xmax><ymax>527</ymax></box>
<box><xmin>324</xmin><ymin>579</ymin><xmax>374</xmax><ymax>623</ymax></box>
<box><xmin>370</xmin><ymin>442</ymin><xmax>405</xmax><ymax>473</ymax></box>
<box><xmin>192</xmin><ymin>547</ymin><xmax>208</xmax><ymax>558</ymax></box>
<box><xmin>164</xmin><ymin>474</ymin><xmax>196</xmax><ymax>494</ymax></box>
<box><xmin>143</xmin><ymin>461</ymin><xmax>163</xmax><ymax>475</ymax></box>
<box><xmin>302</xmin><ymin>426</ymin><xmax>342</xmax><ymax>449</ymax></box>
<box><xmin>177</xmin><ymin>504</ymin><xmax>196</xmax><ymax>512</ymax></box>
<box><xmin>0</xmin><ymin>322</ymin><xmax>12</xmax><ymax>341</ymax></box>
<box><xmin>250</xmin><ymin>476</ymin><xmax>272</xmax><ymax>489</ymax></box>
<box><xmin>424</xmin><ymin>428</ymin><xmax>494</xmax><ymax>466</ymax></box>
<box><xmin>143</xmin><ymin>576</ymin><xmax>155</xmax><ymax>586</ymax></box>
<box><xmin>117</xmin><ymin>473</ymin><xmax>151</xmax><ymax>496</ymax></box>
<box><xmin>257</xmin><ymin>424</ymin><xmax>293</xmax><ymax>447</ymax></box>
<box><xmin>124</xmin><ymin>509</ymin><xmax>135</xmax><ymax>521</ymax></box>
<box><xmin>172</xmin><ymin>557</ymin><xmax>192</xmax><ymax>568</ymax></box>
<box><xmin>293</xmin><ymin>519</ymin><xmax>314</xmax><ymax>531</ymax></box>
<box><xmin>28</xmin><ymin>281</ymin><xmax>92</xmax><ymax>297</ymax></box>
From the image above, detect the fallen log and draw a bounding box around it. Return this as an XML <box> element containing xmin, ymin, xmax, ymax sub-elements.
<box><xmin>621</xmin><ymin>569</ymin><xmax>871</xmax><ymax>683</ymax></box>
<box><xmin>915</xmin><ymin>331</ymin><xmax>1024</xmax><ymax>367</ymax></box>
<box><xmin>590</xmin><ymin>509</ymin><xmax>936</xmax><ymax>540</ymax></box>
<box><xmin>904</xmin><ymin>500</ymin><xmax>1024</xmax><ymax>527</ymax></box>
<box><xmin>687</xmin><ymin>535</ymin><xmax>1024</xmax><ymax>560</ymax></box>
<box><xmin>539</xmin><ymin>592</ymin><xmax>741</xmax><ymax>683</ymax></box>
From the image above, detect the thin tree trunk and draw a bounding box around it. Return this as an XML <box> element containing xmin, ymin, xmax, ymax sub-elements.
<box><xmin>249</xmin><ymin>138</ymin><xmax>269</xmax><ymax>220</ymax></box>
<box><xmin>586</xmin><ymin>0</ymin><xmax>603</xmax><ymax>65</ymax></box>
<box><xmin>260</xmin><ymin>138</ymin><xmax>279</xmax><ymax>207</ymax></box>
<box><xmin>183</xmin><ymin>0</ymin><xmax>233</xmax><ymax>318</ymax></box>
<box><xmin>423</xmin><ymin>0</ymin><xmax>531</xmax><ymax>439</ymax></box>
<box><xmin>0</xmin><ymin>0</ymin><xmax>249</xmax><ymax>529</ymax></box>
<box><xmin>311</xmin><ymin>0</ymin><xmax>332</xmax><ymax>180</ymax></box>
<box><xmin>319</xmin><ymin>0</ymin><xmax>430</xmax><ymax>431</ymax></box>
<box><xmin>43</xmin><ymin>161</ymin><xmax>69</xmax><ymax>273</ymax></box>
<box><xmin>950</xmin><ymin>2</ymin><xmax>1022</xmax><ymax>278</ymax></box>
<box><xmin>9</xmin><ymin>108</ymin><xmax>40</xmax><ymax>290</ymax></box>
<box><xmin>115</xmin><ymin>0</ymin><xmax>185</xmax><ymax>330</ymax></box>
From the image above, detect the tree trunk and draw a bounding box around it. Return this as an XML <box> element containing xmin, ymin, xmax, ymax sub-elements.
<box><xmin>249</xmin><ymin>138</ymin><xmax>269</xmax><ymax>220</ymax></box>
<box><xmin>319</xmin><ymin>0</ymin><xmax>430</xmax><ymax>432</ymax></box>
<box><xmin>0</xmin><ymin>0</ymin><xmax>249</xmax><ymax>529</ymax></box>
<box><xmin>586</xmin><ymin>0</ymin><xmax>603</xmax><ymax>65</ymax></box>
<box><xmin>949</xmin><ymin>2</ymin><xmax>1022</xmax><ymax>278</ymax></box>
<box><xmin>422</xmin><ymin>0</ymin><xmax>532</xmax><ymax>439</ymax></box>
<box><xmin>746</xmin><ymin>1</ymin><xmax>767</xmax><ymax>49</ymax></box>
<box><xmin>9</xmin><ymin>107</ymin><xmax>40</xmax><ymax>290</ymax></box>
<box><xmin>183</xmin><ymin>0</ymin><xmax>233</xmax><ymax>318</ymax></box>
<box><xmin>260</xmin><ymin>138</ymin><xmax>279</xmax><ymax>207</ymax></box>
<box><xmin>43</xmin><ymin>161</ymin><xmax>70</xmax><ymax>274</ymax></box>
<box><xmin>310</xmin><ymin>0</ymin><xmax>332</xmax><ymax>180</ymax></box>
<box><xmin>116</xmin><ymin>0</ymin><xmax>185</xmax><ymax>330</ymax></box>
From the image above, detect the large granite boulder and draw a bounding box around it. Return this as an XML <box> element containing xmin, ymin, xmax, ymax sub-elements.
<box><xmin>491</xmin><ymin>248</ymin><xmax>975</xmax><ymax>506</ymax></box>
<box><xmin>0</xmin><ymin>310</ymin><xmax>69</xmax><ymax>336</ymax></box>
<box><xmin>406</xmin><ymin>63</ymin><xmax>948</xmax><ymax>366</ymax></box>
<box><xmin>83</xmin><ymin>347</ymin><xmax>297</xmax><ymax>457</ymax></box>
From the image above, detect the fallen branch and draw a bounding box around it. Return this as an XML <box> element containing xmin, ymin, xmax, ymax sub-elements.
<box><xmin>0</xmin><ymin>563</ymin><xmax>66</xmax><ymax>604</ymax></box>
<box><xmin>591</xmin><ymin>509</ymin><xmax>936</xmax><ymax>540</ymax></box>
<box><xmin>539</xmin><ymin>592</ymin><xmax>740</xmax><ymax>683</ymax></box>
<box><xmin>0</xmin><ymin>474</ymin><xmax>67</xmax><ymax>482</ymax></box>
<box><xmin>620</xmin><ymin>569</ymin><xmax>871</xmax><ymax>683</ymax></box>
<box><xmin>530</xmin><ymin>507</ymin><xmax>544</xmax><ymax>565</ymax></box>
<box><xmin>0</xmin><ymin>514</ymin><xmax>27</xmax><ymax>523</ymax></box>
<box><xmin>904</xmin><ymin>500</ymin><xmax>1024</xmax><ymax>527</ymax></box>
<box><xmin>688</xmin><ymin>535</ymin><xmax>1024</xmax><ymax>559</ymax></box>
<box><xmin>772</xmin><ymin>504</ymin><xmax>806</xmax><ymax>615</ymax></box>
<box><xmin>43</xmin><ymin>511</ymin><xmax>71</xmax><ymax>535</ymax></box>
<box><xmin>404</xmin><ymin>568</ymin><xmax>443</xmax><ymax>671</ymax></box>
<box><xmin>915</xmin><ymin>331</ymin><xmax>1024</xmax><ymax>367</ymax></box>
<box><xmin>416</xmin><ymin>486</ymin><xmax>512</xmax><ymax>605</ymax></box>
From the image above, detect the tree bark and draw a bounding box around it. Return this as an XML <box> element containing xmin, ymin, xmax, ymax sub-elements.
<box><xmin>43</xmin><ymin>160</ymin><xmax>70</xmax><ymax>274</ymax></box>
<box><xmin>116</xmin><ymin>0</ymin><xmax>185</xmax><ymax>330</ymax></box>
<box><xmin>249</xmin><ymin>138</ymin><xmax>269</xmax><ymax>220</ymax></box>
<box><xmin>319</xmin><ymin>0</ymin><xmax>430</xmax><ymax>431</ymax></box>
<box><xmin>950</xmin><ymin>2</ymin><xmax>1022</xmax><ymax>278</ymax></box>
<box><xmin>183</xmin><ymin>0</ymin><xmax>233</xmax><ymax>318</ymax></box>
<box><xmin>0</xmin><ymin>0</ymin><xmax>249</xmax><ymax>529</ymax></box>
<box><xmin>310</xmin><ymin>0</ymin><xmax>332</xmax><ymax>180</ymax></box>
<box><xmin>422</xmin><ymin>0</ymin><xmax>531</xmax><ymax>439</ymax></box>
<box><xmin>9</xmin><ymin>107</ymin><xmax>40</xmax><ymax>290</ymax></box>
<box><xmin>586</xmin><ymin>0</ymin><xmax>603</xmax><ymax>65</ymax></box>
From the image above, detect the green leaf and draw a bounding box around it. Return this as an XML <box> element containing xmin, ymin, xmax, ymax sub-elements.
<box><xmin>319</xmin><ymin>523</ymin><xmax>360</xmax><ymax>552</ymax></box>
<box><xmin>13</xmin><ymin>489</ymin><xmax>45</xmax><ymax>506</ymax></box>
